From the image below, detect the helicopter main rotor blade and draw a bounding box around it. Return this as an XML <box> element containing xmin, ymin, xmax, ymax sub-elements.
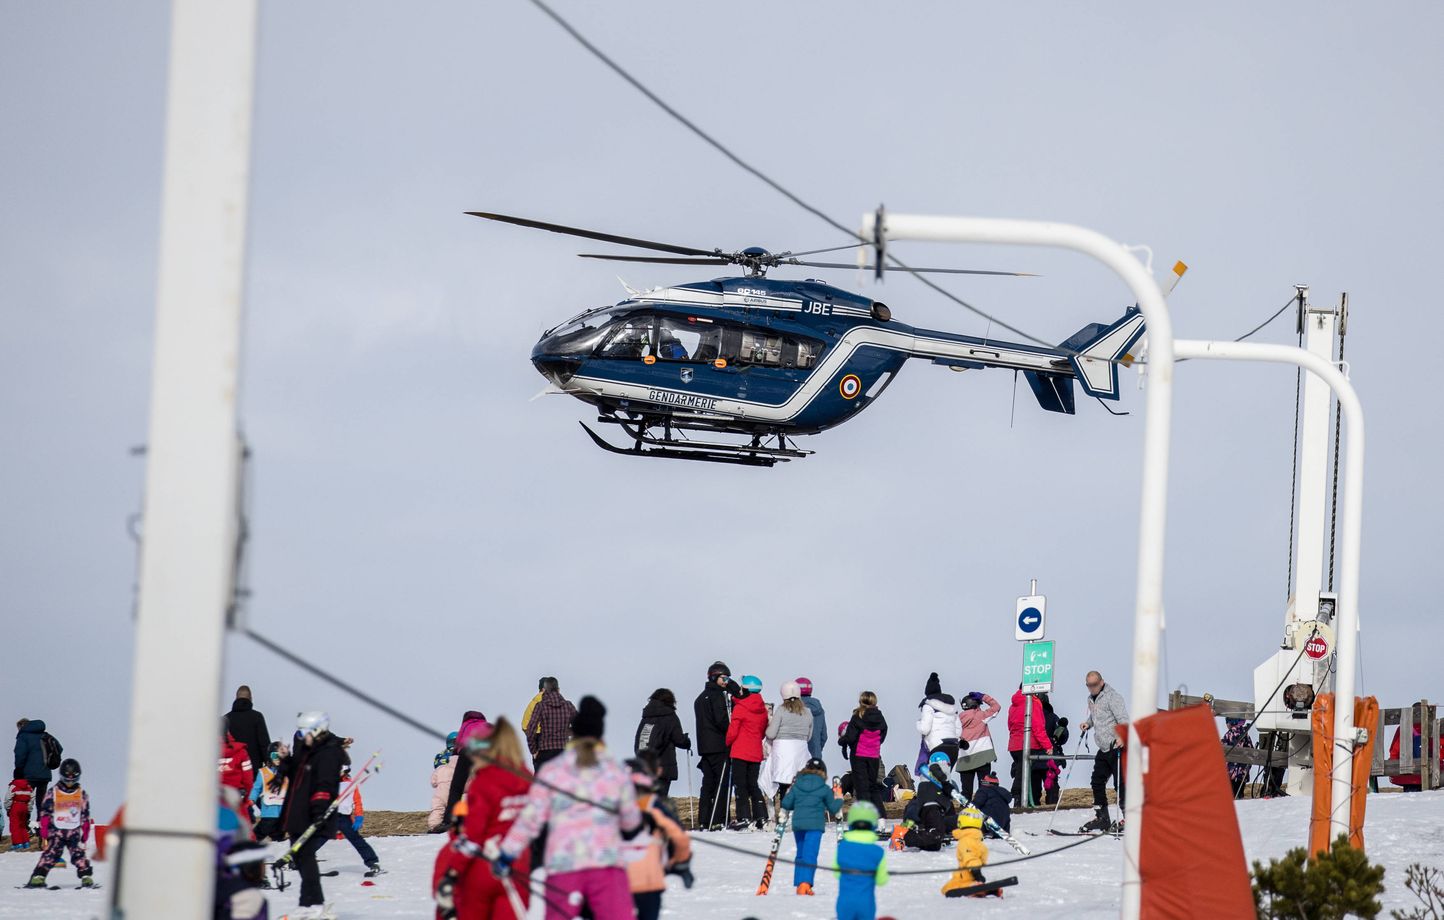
<box><xmin>790</xmin><ymin>260</ymin><xmax>1037</xmax><ymax>277</ymax></box>
<box><xmin>578</xmin><ymin>254</ymin><xmax>734</xmax><ymax>266</ymax></box>
<box><xmin>466</xmin><ymin>211</ymin><xmax>718</xmax><ymax>258</ymax></box>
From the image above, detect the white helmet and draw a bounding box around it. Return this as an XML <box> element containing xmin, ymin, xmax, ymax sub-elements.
<box><xmin>781</xmin><ymin>680</ymin><xmax>802</xmax><ymax>701</ymax></box>
<box><xmin>296</xmin><ymin>711</ymin><xmax>330</xmax><ymax>738</ymax></box>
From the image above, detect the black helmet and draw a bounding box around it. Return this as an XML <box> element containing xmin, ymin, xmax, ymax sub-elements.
<box><xmin>58</xmin><ymin>758</ymin><xmax>81</xmax><ymax>782</ymax></box>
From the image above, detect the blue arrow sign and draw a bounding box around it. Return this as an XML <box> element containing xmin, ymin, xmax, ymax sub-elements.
<box><xmin>1014</xmin><ymin>594</ymin><xmax>1046</xmax><ymax>641</ymax></box>
<box><xmin>1018</xmin><ymin>607</ymin><xmax>1043</xmax><ymax>634</ymax></box>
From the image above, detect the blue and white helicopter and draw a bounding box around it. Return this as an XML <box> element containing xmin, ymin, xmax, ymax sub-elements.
<box><xmin>472</xmin><ymin>211</ymin><xmax>1148</xmax><ymax>467</ymax></box>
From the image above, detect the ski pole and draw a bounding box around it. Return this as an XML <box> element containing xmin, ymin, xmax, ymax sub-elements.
<box><xmin>274</xmin><ymin>754</ymin><xmax>382</xmax><ymax>871</ymax></box>
<box><xmin>499</xmin><ymin>873</ymin><xmax>529</xmax><ymax>918</ymax></box>
<box><xmin>685</xmin><ymin>748</ymin><xmax>695</xmax><ymax>830</ymax></box>
<box><xmin>951</xmin><ymin>787</ymin><xmax>1030</xmax><ymax>856</ymax></box>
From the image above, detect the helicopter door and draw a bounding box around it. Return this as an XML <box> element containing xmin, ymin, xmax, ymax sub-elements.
<box><xmin>596</xmin><ymin>315</ymin><xmax>655</xmax><ymax>361</ymax></box>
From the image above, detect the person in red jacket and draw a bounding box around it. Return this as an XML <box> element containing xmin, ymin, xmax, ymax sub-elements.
<box><xmin>433</xmin><ymin>717</ymin><xmax>533</xmax><ymax>920</ymax></box>
<box><xmin>1006</xmin><ymin>687</ymin><xmax>1050</xmax><ymax>807</ymax></box>
<box><xmin>6</xmin><ymin>773</ymin><xmax>33</xmax><ymax>849</ymax></box>
<box><xmin>724</xmin><ymin>675</ymin><xmax>769</xmax><ymax>830</ymax></box>
<box><xmin>219</xmin><ymin>727</ymin><xmax>255</xmax><ymax>808</ymax></box>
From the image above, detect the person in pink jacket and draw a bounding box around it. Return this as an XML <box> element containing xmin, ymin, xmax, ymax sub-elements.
<box><xmin>428</xmin><ymin>731</ymin><xmax>459</xmax><ymax>832</ymax></box>
<box><xmin>956</xmin><ymin>691</ymin><xmax>1002</xmax><ymax>800</ymax></box>
<box><xmin>498</xmin><ymin>696</ymin><xmax>643</xmax><ymax>919</ymax></box>
<box><xmin>1006</xmin><ymin>687</ymin><xmax>1051</xmax><ymax>807</ymax></box>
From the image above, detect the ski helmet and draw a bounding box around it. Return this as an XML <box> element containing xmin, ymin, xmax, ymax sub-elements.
<box><xmin>928</xmin><ymin>751</ymin><xmax>952</xmax><ymax>768</ymax></box>
<box><xmin>462</xmin><ymin>721</ymin><xmax>495</xmax><ymax>754</ymax></box>
<box><xmin>446</xmin><ymin>730</ymin><xmax>459</xmax><ymax>751</ymax></box>
<box><xmin>803</xmin><ymin>758</ymin><xmax>827</xmax><ymax>774</ymax></box>
<box><xmin>780</xmin><ymin>680</ymin><xmax>801</xmax><ymax>700</ymax></box>
<box><xmin>58</xmin><ymin>758</ymin><xmax>81</xmax><ymax>782</ymax></box>
<box><xmin>795</xmin><ymin>677</ymin><xmax>813</xmax><ymax>697</ymax></box>
<box><xmin>846</xmin><ymin>801</ymin><xmax>880</xmax><ymax>830</ymax></box>
<box><xmin>707</xmin><ymin>661</ymin><xmax>732</xmax><ymax>679</ymax></box>
<box><xmin>296</xmin><ymin>711</ymin><xmax>330</xmax><ymax>738</ymax></box>
<box><xmin>740</xmin><ymin>675</ymin><xmax>763</xmax><ymax>693</ymax></box>
<box><xmin>956</xmin><ymin>806</ymin><xmax>984</xmax><ymax>831</ymax></box>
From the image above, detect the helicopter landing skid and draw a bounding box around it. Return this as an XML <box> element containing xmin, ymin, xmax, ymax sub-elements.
<box><xmin>580</xmin><ymin>421</ymin><xmax>811</xmax><ymax>467</ymax></box>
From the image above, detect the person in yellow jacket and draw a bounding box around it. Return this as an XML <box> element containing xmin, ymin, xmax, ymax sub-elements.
<box><xmin>941</xmin><ymin>807</ymin><xmax>993</xmax><ymax>898</ymax></box>
<box><xmin>520</xmin><ymin>678</ymin><xmax>549</xmax><ymax>746</ymax></box>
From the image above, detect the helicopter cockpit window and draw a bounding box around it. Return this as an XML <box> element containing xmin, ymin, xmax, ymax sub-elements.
<box><xmin>656</xmin><ymin>316</ymin><xmax>721</xmax><ymax>362</ymax></box>
<box><xmin>599</xmin><ymin>316</ymin><xmax>655</xmax><ymax>359</ymax></box>
<box><xmin>542</xmin><ymin>307</ymin><xmax>623</xmax><ymax>355</ymax></box>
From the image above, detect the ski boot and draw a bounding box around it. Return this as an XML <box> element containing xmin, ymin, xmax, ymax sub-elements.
<box><xmin>80</xmin><ymin>876</ymin><xmax>96</xmax><ymax>888</ymax></box>
<box><xmin>364</xmin><ymin>861</ymin><xmax>383</xmax><ymax>878</ymax></box>
<box><xmin>888</xmin><ymin>820</ymin><xmax>911</xmax><ymax>850</ymax></box>
<box><xmin>796</xmin><ymin>882</ymin><xmax>814</xmax><ymax>896</ymax></box>
<box><xmin>24</xmin><ymin>875</ymin><xmax>48</xmax><ymax>889</ymax></box>
<box><xmin>1079</xmin><ymin>808</ymin><xmax>1113</xmax><ymax>833</ymax></box>
<box><xmin>726</xmin><ymin>819</ymin><xmax>751</xmax><ymax>831</ymax></box>
<box><xmin>753</xmin><ymin>818</ymin><xmax>766</xmax><ymax>831</ymax></box>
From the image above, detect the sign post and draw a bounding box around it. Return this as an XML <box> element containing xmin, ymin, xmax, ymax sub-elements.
<box><xmin>1016</xmin><ymin>580</ymin><xmax>1051</xmax><ymax>806</ymax></box>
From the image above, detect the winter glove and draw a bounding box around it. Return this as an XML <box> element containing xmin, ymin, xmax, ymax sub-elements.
<box><xmin>353</xmin><ymin>816</ymin><xmax>364</xmax><ymax>833</ymax></box>
<box><xmin>39</xmin><ymin>816</ymin><xmax>51</xmax><ymax>840</ymax></box>
<box><xmin>491</xmin><ymin>853</ymin><xmax>514</xmax><ymax>879</ymax></box>
<box><xmin>81</xmin><ymin>821</ymin><xmax>92</xmax><ymax>844</ymax></box>
<box><xmin>668</xmin><ymin>859</ymin><xmax>695</xmax><ymax>889</ymax></box>
<box><xmin>435</xmin><ymin>868</ymin><xmax>458</xmax><ymax>918</ymax></box>
<box><xmin>724</xmin><ymin>679</ymin><xmax>742</xmax><ymax>698</ymax></box>
<box><xmin>680</xmin><ymin>734</ymin><xmax>692</xmax><ymax>750</ymax></box>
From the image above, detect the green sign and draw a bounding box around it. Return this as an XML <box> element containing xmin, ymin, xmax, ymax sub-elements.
<box><xmin>1022</xmin><ymin>640</ymin><xmax>1054</xmax><ymax>693</ymax></box>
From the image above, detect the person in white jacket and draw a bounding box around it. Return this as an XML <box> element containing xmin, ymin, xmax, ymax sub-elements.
<box><xmin>427</xmin><ymin>731</ymin><xmax>459</xmax><ymax>833</ymax></box>
<box><xmin>916</xmin><ymin>672</ymin><xmax>964</xmax><ymax>769</ymax></box>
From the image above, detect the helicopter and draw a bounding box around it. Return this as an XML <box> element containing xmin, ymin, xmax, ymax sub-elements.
<box><xmin>471</xmin><ymin>211</ymin><xmax>1149</xmax><ymax>467</ymax></box>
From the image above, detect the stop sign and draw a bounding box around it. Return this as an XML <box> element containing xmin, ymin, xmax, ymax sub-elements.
<box><xmin>1304</xmin><ymin>634</ymin><xmax>1330</xmax><ymax>660</ymax></box>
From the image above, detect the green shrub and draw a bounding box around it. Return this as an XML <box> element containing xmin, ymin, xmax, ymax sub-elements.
<box><xmin>1252</xmin><ymin>834</ymin><xmax>1386</xmax><ymax>919</ymax></box>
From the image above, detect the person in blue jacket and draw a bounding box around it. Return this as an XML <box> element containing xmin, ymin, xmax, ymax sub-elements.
<box><xmin>14</xmin><ymin>719</ymin><xmax>57</xmax><ymax>831</ymax></box>
<box><xmin>796</xmin><ymin>677</ymin><xmax>828</xmax><ymax>763</ymax></box>
<box><xmin>833</xmin><ymin>801</ymin><xmax>888</xmax><ymax>920</ymax></box>
<box><xmin>780</xmin><ymin>758</ymin><xmax>842</xmax><ymax>895</ymax></box>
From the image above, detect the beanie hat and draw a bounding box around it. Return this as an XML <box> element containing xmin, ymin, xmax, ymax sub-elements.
<box><xmin>795</xmin><ymin>677</ymin><xmax>813</xmax><ymax>697</ymax></box>
<box><xmin>708</xmin><ymin>661</ymin><xmax>732</xmax><ymax>679</ymax></box>
<box><xmin>572</xmin><ymin>695</ymin><xmax>607</xmax><ymax>739</ymax></box>
<box><xmin>781</xmin><ymin>680</ymin><xmax>802</xmax><ymax>700</ymax></box>
<box><xmin>925</xmin><ymin>672</ymin><xmax>942</xmax><ymax>697</ymax></box>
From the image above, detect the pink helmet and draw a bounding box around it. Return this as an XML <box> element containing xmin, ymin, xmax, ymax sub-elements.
<box><xmin>795</xmin><ymin>677</ymin><xmax>814</xmax><ymax>697</ymax></box>
<box><xmin>458</xmin><ymin>717</ymin><xmax>493</xmax><ymax>752</ymax></box>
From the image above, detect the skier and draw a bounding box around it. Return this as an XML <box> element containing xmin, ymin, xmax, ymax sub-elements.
<box><xmin>13</xmin><ymin>718</ymin><xmax>59</xmax><ymax>835</ymax></box>
<box><xmin>632</xmin><ymin>688</ymin><xmax>691</xmax><ymax>801</ymax></box>
<box><xmin>429</xmin><ymin>731</ymin><xmax>459</xmax><ymax>832</ymax></box>
<box><xmin>1039</xmin><ymin>694</ymin><xmax>1069</xmax><ymax>805</ymax></box>
<box><xmin>250</xmin><ymin>741</ymin><xmax>288</xmax><ymax>842</ymax></box>
<box><xmin>335</xmin><ymin>761</ymin><xmax>381</xmax><ymax>876</ymax></box>
<box><xmin>6</xmin><ymin>772</ymin><xmax>33</xmax><ymax>850</ymax></box>
<box><xmin>971</xmin><ymin>772</ymin><xmax>1012</xmax><ymax>837</ymax></box>
<box><xmin>524</xmin><ymin>678</ymin><xmax>578</xmax><ymax>770</ymax></box>
<box><xmin>832</xmin><ymin>801</ymin><xmax>889</xmax><ymax>920</ymax></box>
<box><xmin>621</xmin><ymin>756</ymin><xmax>693</xmax><ymax>920</ymax></box>
<box><xmin>277</xmin><ymin>711</ymin><xmax>345</xmax><ymax>918</ymax></box>
<box><xmin>766</xmin><ymin>681</ymin><xmax>814</xmax><ymax>800</ymax></box>
<box><xmin>446</xmin><ymin>711</ymin><xmax>489</xmax><ymax>823</ymax></box>
<box><xmin>225</xmin><ymin>685</ymin><xmax>273</xmax><ymax>778</ymax></box>
<box><xmin>840</xmin><ymin>691</ymin><xmax>889</xmax><ymax>820</ymax></box>
<box><xmin>780</xmin><ymin>757</ymin><xmax>841</xmax><ymax>895</ymax></box>
<box><xmin>521</xmin><ymin>677</ymin><xmax>549</xmax><ymax>741</ymax></box>
<box><xmin>956</xmin><ymin>690</ymin><xmax>1001</xmax><ymax>800</ymax></box>
<box><xmin>1079</xmin><ymin>671</ymin><xmax>1128</xmax><ymax>833</ymax></box>
<box><xmin>220</xmin><ymin>724</ymin><xmax>256</xmax><ymax>808</ymax></box>
<box><xmin>725</xmin><ymin>675</ymin><xmax>769</xmax><ymax>830</ymax></box>
<box><xmin>900</xmin><ymin>753</ymin><xmax>956</xmax><ymax>852</ymax></box>
<box><xmin>941</xmin><ymin>807</ymin><xmax>994</xmax><ymax>898</ymax></box>
<box><xmin>1007</xmin><ymin>685</ymin><xmax>1050</xmax><ymax>807</ymax></box>
<box><xmin>433</xmin><ymin>718</ymin><xmax>533</xmax><ymax>920</ymax></box>
<box><xmin>215</xmin><ymin>839</ymin><xmax>271</xmax><ymax>920</ymax></box>
<box><xmin>693</xmin><ymin>661</ymin><xmax>734</xmax><ymax>830</ymax></box>
<box><xmin>796</xmin><ymin>677</ymin><xmax>828</xmax><ymax>763</ymax></box>
<box><xmin>916</xmin><ymin>673</ymin><xmax>963</xmax><ymax>767</ymax></box>
<box><xmin>23</xmin><ymin>758</ymin><xmax>93</xmax><ymax>889</ymax></box>
<box><xmin>496</xmin><ymin>696</ymin><xmax>643</xmax><ymax>919</ymax></box>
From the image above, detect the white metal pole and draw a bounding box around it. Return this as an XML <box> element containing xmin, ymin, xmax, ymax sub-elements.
<box><xmin>861</xmin><ymin>212</ymin><xmax>1174</xmax><ymax>918</ymax></box>
<box><xmin>1174</xmin><ymin>338</ymin><xmax>1364</xmax><ymax>842</ymax></box>
<box><xmin>117</xmin><ymin>2</ymin><xmax>258</xmax><ymax>917</ymax></box>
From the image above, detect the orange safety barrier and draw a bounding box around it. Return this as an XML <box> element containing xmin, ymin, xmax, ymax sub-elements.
<box><xmin>1309</xmin><ymin>693</ymin><xmax>1379</xmax><ymax>856</ymax></box>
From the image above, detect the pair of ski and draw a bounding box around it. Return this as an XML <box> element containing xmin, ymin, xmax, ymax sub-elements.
<box><xmin>16</xmin><ymin>883</ymin><xmax>101</xmax><ymax>891</ymax></box>
<box><xmin>271</xmin><ymin>750</ymin><xmax>383</xmax><ymax>891</ymax></box>
<box><xmin>1047</xmin><ymin>827</ymin><xmax>1122</xmax><ymax>838</ymax></box>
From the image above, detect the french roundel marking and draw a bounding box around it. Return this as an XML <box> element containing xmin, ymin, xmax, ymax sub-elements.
<box><xmin>839</xmin><ymin>374</ymin><xmax>862</xmax><ymax>399</ymax></box>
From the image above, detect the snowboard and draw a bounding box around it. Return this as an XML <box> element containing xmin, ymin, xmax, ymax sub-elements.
<box><xmin>943</xmin><ymin>876</ymin><xmax>1017</xmax><ymax>898</ymax></box>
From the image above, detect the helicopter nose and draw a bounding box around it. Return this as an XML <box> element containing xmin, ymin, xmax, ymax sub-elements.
<box><xmin>530</xmin><ymin>339</ymin><xmax>578</xmax><ymax>385</ymax></box>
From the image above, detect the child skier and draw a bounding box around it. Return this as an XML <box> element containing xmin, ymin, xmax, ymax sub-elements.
<box><xmin>971</xmin><ymin>772</ymin><xmax>1012</xmax><ymax>838</ymax></box>
<box><xmin>780</xmin><ymin>757</ymin><xmax>841</xmax><ymax>895</ymax></box>
<box><xmin>220</xmin><ymin>726</ymin><xmax>255</xmax><ymax>808</ymax></box>
<box><xmin>621</xmin><ymin>756</ymin><xmax>693</xmax><ymax>920</ymax></box>
<box><xmin>901</xmin><ymin>752</ymin><xmax>956</xmax><ymax>851</ymax></box>
<box><xmin>942</xmin><ymin>806</ymin><xmax>997</xmax><ymax>898</ymax></box>
<box><xmin>429</xmin><ymin>731</ymin><xmax>459</xmax><ymax>832</ymax></box>
<box><xmin>24</xmin><ymin>758</ymin><xmax>94</xmax><ymax>889</ymax></box>
<box><xmin>250</xmin><ymin>742</ymin><xmax>287</xmax><ymax>842</ymax></box>
<box><xmin>833</xmin><ymin>801</ymin><xmax>889</xmax><ymax>920</ymax></box>
<box><xmin>335</xmin><ymin>762</ymin><xmax>382</xmax><ymax>876</ymax></box>
<box><xmin>6</xmin><ymin>772</ymin><xmax>33</xmax><ymax>850</ymax></box>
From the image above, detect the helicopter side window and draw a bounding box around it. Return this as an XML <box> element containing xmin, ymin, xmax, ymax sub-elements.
<box><xmin>599</xmin><ymin>317</ymin><xmax>655</xmax><ymax>359</ymax></box>
<box><xmin>656</xmin><ymin>316</ymin><xmax>721</xmax><ymax>362</ymax></box>
<box><xmin>729</xmin><ymin>327</ymin><xmax>825</xmax><ymax>369</ymax></box>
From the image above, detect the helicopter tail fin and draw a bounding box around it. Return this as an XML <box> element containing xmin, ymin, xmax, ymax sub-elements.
<box><xmin>1060</xmin><ymin>307</ymin><xmax>1145</xmax><ymax>401</ymax></box>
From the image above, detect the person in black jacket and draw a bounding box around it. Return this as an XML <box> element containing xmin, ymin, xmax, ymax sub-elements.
<box><xmin>971</xmin><ymin>772</ymin><xmax>1012</xmax><ymax>837</ymax></box>
<box><xmin>224</xmin><ymin>686</ymin><xmax>272</xmax><ymax>778</ymax></box>
<box><xmin>693</xmin><ymin>661</ymin><xmax>734</xmax><ymax>830</ymax></box>
<box><xmin>634</xmin><ymin>688</ymin><xmax>691</xmax><ymax>801</ymax></box>
<box><xmin>278</xmin><ymin>711</ymin><xmax>345</xmax><ymax>912</ymax></box>
<box><xmin>840</xmin><ymin>693</ymin><xmax>889</xmax><ymax>819</ymax></box>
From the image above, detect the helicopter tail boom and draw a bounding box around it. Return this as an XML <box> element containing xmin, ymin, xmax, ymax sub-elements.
<box><xmin>1060</xmin><ymin>307</ymin><xmax>1145</xmax><ymax>401</ymax></box>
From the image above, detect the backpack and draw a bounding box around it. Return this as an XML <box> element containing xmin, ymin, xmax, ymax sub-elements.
<box><xmin>40</xmin><ymin>733</ymin><xmax>62</xmax><ymax>772</ymax></box>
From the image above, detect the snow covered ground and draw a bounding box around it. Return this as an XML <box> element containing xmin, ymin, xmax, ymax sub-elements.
<box><xmin>2</xmin><ymin>791</ymin><xmax>1441</xmax><ymax>918</ymax></box>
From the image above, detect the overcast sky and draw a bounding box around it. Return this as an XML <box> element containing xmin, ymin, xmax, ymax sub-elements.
<box><xmin>3</xmin><ymin>2</ymin><xmax>1441</xmax><ymax>812</ymax></box>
